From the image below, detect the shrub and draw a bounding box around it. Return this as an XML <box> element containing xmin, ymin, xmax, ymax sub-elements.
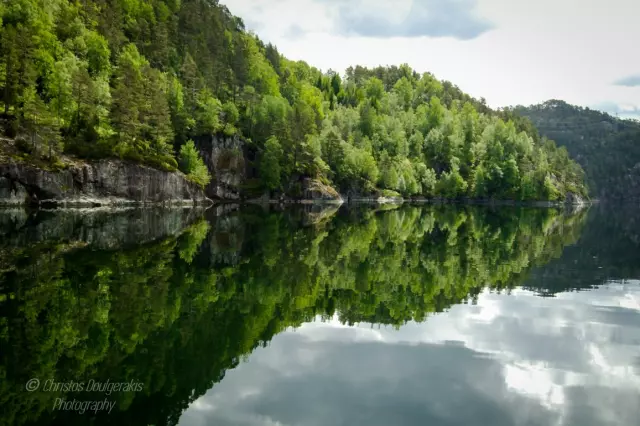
<box><xmin>179</xmin><ymin>140</ymin><xmax>211</xmax><ymax>188</ymax></box>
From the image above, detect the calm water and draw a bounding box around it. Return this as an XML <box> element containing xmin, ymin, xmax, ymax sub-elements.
<box><xmin>0</xmin><ymin>203</ymin><xmax>639</xmax><ymax>426</ymax></box>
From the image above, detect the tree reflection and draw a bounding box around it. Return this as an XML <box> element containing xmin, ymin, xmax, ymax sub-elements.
<box><xmin>0</xmin><ymin>205</ymin><xmax>588</xmax><ymax>425</ymax></box>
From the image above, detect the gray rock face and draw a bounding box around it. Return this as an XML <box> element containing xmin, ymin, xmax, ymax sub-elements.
<box><xmin>195</xmin><ymin>134</ymin><xmax>247</xmax><ymax>200</ymax></box>
<box><xmin>194</xmin><ymin>135</ymin><xmax>346</xmax><ymax>203</ymax></box>
<box><xmin>0</xmin><ymin>159</ymin><xmax>210</xmax><ymax>206</ymax></box>
<box><xmin>301</xmin><ymin>178</ymin><xmax>343</xmax><ymax>203</ymax></box>
<box><xmin>0</xmin><ymin>176</ymin><xmax>28</xmax><ymax>205</ymax></box>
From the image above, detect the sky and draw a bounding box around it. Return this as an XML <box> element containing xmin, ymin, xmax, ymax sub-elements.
<box><xmin>178</xmin><ymin>282</ymin><xmax>640</xmax><ymax>426</ymax></box>
<box><xmin>223</xmin><ymin>0</ymin><xmax>640</xmax><ymax>118</ymax></box>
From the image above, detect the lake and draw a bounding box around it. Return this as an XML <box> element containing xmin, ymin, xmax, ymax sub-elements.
<box><xmin>1</xmin><ymin>203</ymin><xmax>639</xmax><ymax>426</ymax></box>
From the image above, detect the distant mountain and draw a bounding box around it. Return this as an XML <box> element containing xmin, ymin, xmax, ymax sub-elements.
<box><xmin>511</xmin><ymin>100</ymin><xmax>640</xmax><ymax>200</ymax></box>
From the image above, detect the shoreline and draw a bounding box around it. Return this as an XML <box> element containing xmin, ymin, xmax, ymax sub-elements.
<box><xmin>245</xmin><ymin>195</ymin><xmax>594</xmax><ymax>208</ymax></box>
<box><xmin>1</xmin><ymin>196</ymin><xmax>595</xmax><ymax>209</ymax></box>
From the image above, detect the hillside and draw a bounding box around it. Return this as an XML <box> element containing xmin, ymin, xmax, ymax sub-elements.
<box><xmin>511</xmin><ymin>100</ymin><xmax>640</xmax><ymax>200</ymax></box>
<box><xmin>0</xmin><ymin>0</ymin><xmax>587</xmax><ymax>201</ymax></box>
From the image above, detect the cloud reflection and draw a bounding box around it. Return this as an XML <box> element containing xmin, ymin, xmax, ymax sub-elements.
<box><xmin>179</xmin><ymin>281</ymin><xmax>640</xmax><ymax>426</ymax></box>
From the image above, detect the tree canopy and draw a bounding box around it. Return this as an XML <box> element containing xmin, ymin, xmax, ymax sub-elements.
<box><xmin>0</xmin><ymin>0</ymin><xmax>587</xmax><ymax>200</ymax></box>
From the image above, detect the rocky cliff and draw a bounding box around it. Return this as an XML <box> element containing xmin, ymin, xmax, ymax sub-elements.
<box><xmin>0</xmin><ymin>159</ymin><xmax>210</xmax><ymax>206</ymax></box>
<box><xmin>300</xmin><ymin>178</ymin><xmax>343</xmax><ymax>203</ymax></box>
<box><xmin>195</xmin><ymin>134</ymin><xmax>248</xmax><ymax>200</ymax></box>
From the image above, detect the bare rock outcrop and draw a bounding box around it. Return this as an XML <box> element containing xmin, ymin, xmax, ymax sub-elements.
<box><xmin>0</xmin><ymin>159</ymin><xmax>210</xmax><ymax>206</ymax></box>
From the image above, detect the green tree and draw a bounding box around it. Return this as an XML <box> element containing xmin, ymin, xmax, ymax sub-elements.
<box><xmin>19</xmin><ymin>87</ymin><xmax>61</xmax><ymax>159</ymax></box>
<box><xmin>365</xmin><ymin>77</ymin><xmax>384</xmax><ymax>109</ymax></box>
<box><xmin>222</xmin><ymin>101</ymin><xmax>239</xmax><ymax>135</ymax></box>
<box><xmin>194</xmin><ymin>89</ymin><xmax>223</xmax><ymax>135</ymax></box>
<box><xmin>110</xmin><ymin>44</ymin><xmax>146</xmax><ymax>156</ymax></box>
<box><xmin>261</xmin><ymin>136</ymin><xmax>283</xmax><ymax>190</ymax></box>
<box><xmin>393</xmin><ymin>77</ymin><xmax>413</xmax><ymax>111</ymax></box>
<box><xmin>85</xmin><ymin>30</ymin><xmax>111</xmax><ymax>77</ymax></box>
<box><xmin>180</xmin><ymin>53</ymin><xmax>202</xmax><ymax>115</ymax></box>
<box><xmin>168</xmin><ymin>76</ymin><xmax>191</xmax><ymax>146</ymax></box>
<box><xmin>141</xmin><ymin>67</ymin><xmax>174</xmax><ymax>157</ymax></box>
<box><xmin>179</xmin><ymin>140</ymin><xmax>211</xmax><ymax>188</ymax></box>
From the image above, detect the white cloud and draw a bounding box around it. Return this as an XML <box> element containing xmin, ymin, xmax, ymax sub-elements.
<box><xmin>594</xmin><ymin>101</ymin><xmax>640</xmax><ymax>119</ymax></box>
<box><xmin>614</xmin><ymin>75</ymin><xmax>640</xmax><ymax>87</ymax></box>
<box><xmin>328</xmin><ymin>0</ymin><xmax>494</xmax><ymax>40</ymax></box>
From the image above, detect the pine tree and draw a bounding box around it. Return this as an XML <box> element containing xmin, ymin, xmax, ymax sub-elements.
<box><xmin>20</xmin><ymin>87</ymin><xmax>61</xmax><ymax>159</ymax></box>
<box><xmin>180</xmin><ymin>53</ymin><xmax>201</xmax><ymax>117</ymax></box>
<box><xmin>141</xmin><ymin>67</ymin><xmax>174</xmax><ymax>156</ymax></box>
<box><xmin>110</xmin><ymin>44</ymin><xmax>145</xmax><ymax>156</ymax></box>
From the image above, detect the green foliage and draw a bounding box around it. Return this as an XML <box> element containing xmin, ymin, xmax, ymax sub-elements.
<box><xmin>195</xmin><ymin>89</ymin><xmax>223</xmax><ymax>135</ymax></box>
<box><xmin>84</xmin><ymin>31</ymin><xmax>111</xmax><ymax>77</ymax></box>
<box><xmin>436</xmin><ymin>160</ymin><xmax>468</xmax><ymax>198</ymax></box>
<box><xmin>365</xmin><ymin>77</ymin><xmax>385</xmax><ymax>109</ymax></box>
<box><xmin>261</xmin><ymin>136</ymin><xmax>283</xmax><ymax>190</ymax></box>
<box><xmin>222</xmin><ymin>101</ymin><xmax>240</xmax><ymax>136</ymax></box>
<box><xmin>0</xmin><ymin>0</ymin><xmax>587</xmax><ymax>200</ymax></box>
<box><xmin>18</xmin><ymin>86</ymin><xmax>61</xmax><ymax>159</ymax></box>
<box><xmin>178</xmin><ymin>219</ymin><xmax>211</xmax><ymax>264</ymax></box>
<box><xmin>179</xmin><ymin>140</ymin><xmax>211</xmax><ymax>188</ymax></box>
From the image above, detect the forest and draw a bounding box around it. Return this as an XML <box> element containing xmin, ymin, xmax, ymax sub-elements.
<box><xmin>0</xmin><ymin>0</ymin><xmax>588</xmax><ymax>200</ymax></box>
<box><xmin>512</xmin><ymin>100</ymin><xmax>640</xmax><ymax>200</ymax></box>
<box><xmin>0</xmin><ymin>205</ymin><xmax>587</xmax><ymax>425</ymax></box>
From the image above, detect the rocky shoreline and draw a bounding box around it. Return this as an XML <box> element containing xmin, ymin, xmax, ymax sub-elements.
<box><xmin>1</xmin><ymin>133</ymin><xmax>590</xmax><ymax>209</ymax></box>
<box><xmin>0</xmin><ymin>155</ymin><xmax>589</xmax><ymax>210</ymax></box>
<box><xmin>0</xmin><ymin>160</ymin><xmax>589</xmax><ymax>209</ymax></box>
<box><xmin>0</xmin><ymin>158</ymin><xmax>211</xmax><ymax>207</ymax></box>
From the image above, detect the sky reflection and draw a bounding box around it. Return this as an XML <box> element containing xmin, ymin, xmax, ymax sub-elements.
<box><xmin>179</xmin><ymin>280</ymin><xmax>640</xmax><ymax>426</ymax></box>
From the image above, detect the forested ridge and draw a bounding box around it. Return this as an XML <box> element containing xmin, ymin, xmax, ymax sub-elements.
<box><xmin>511</xmin><ymin>100</ymin><xmax>640</xmax><ymax>200</ymax></box>
<box><xmin>0</xmin><ymin>0</ymin><xmax>587</xmax><ymax>200</ymax></box>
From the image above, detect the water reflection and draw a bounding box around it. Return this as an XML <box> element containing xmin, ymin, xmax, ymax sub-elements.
<box><xmin>180</xmin><ymin>282</ymin><xmax>640</xmax><ymax>426</ymax></box>
<box><xmin>0</xmin><ymin>204</ymin><xmax>638</xmax><ymax>426</ymax></box>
